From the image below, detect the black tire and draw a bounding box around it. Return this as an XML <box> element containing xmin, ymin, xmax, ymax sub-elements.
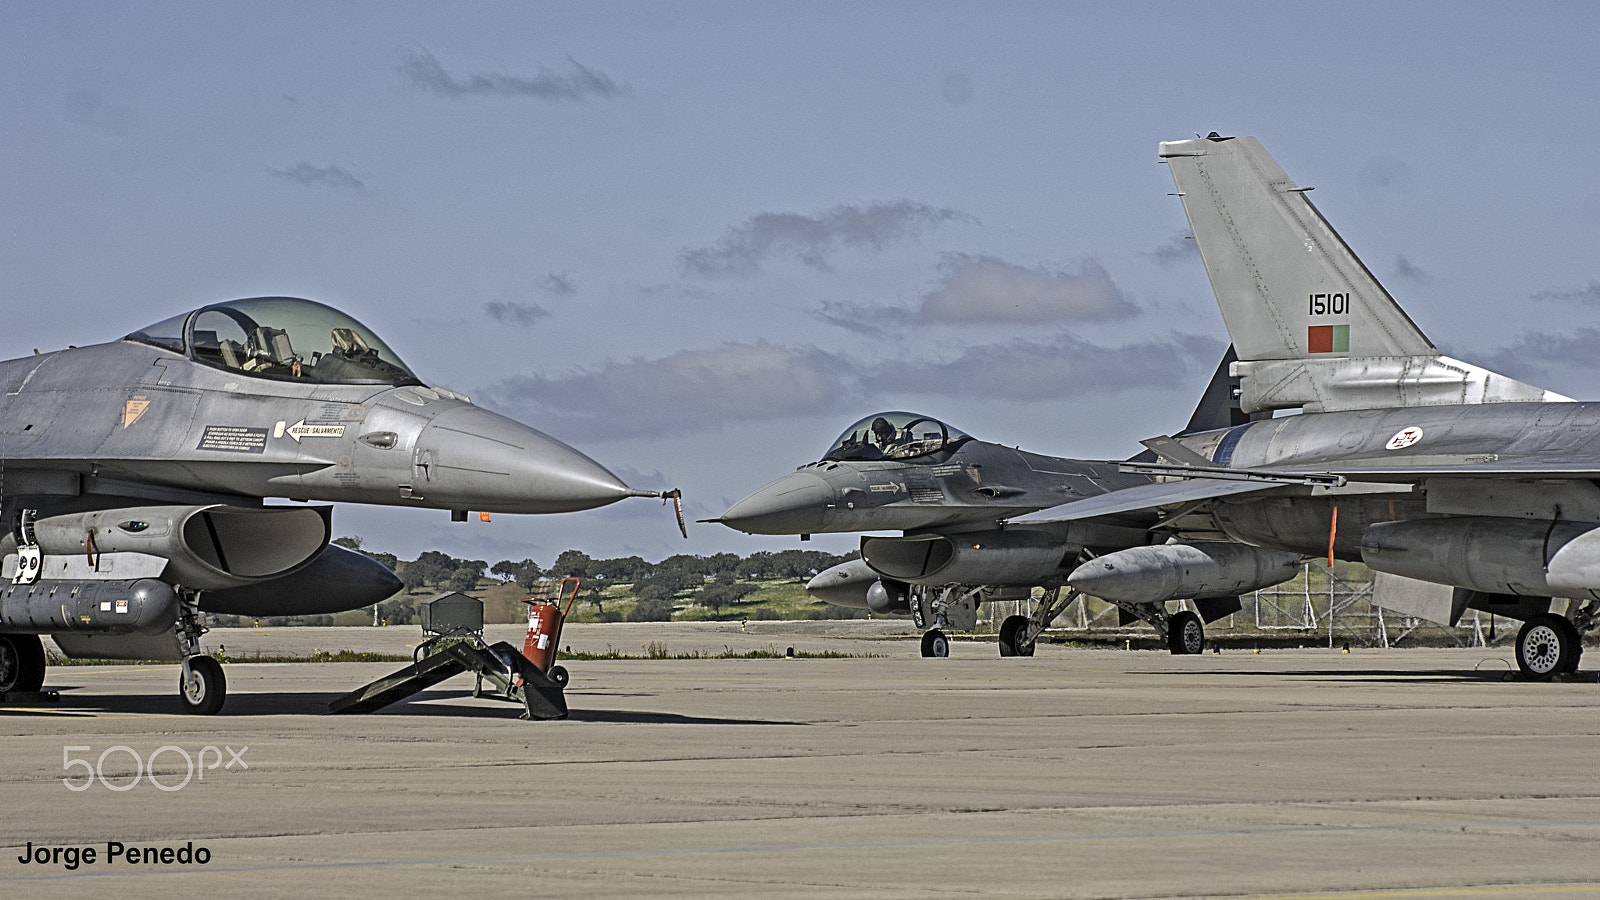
<box><xmin>998</xmin><ymin>615</ymin><xmax>1035</xmax><ymax>657</ymax></box>
<box><xmin>0</xmin><ymin>635</ymin><xmax>46</xmax><ymax>693</ymax></box>
<box><xmin>920</xmin><ymin>629</ymin><xmax>950</xmax><ymax>658</ymax></box>
<box><xmin>1516</xmin><ymin>614</ymin><xmax>1574</xmax><ymax>680</ymax></box>
<box><xmin>180</xmin><ymin>656</ymin><xmax>227</xmax><ymax>715</ymax></box>
<box><xmin>1554</xmin><ymin>616</ymin><xmax>1584</xmax><ymax>674</ymax></box>
<box><xmin>1168</xmin><ymin>611</ymin><xmax>1205</xmax><ymax>655</ymax></box>
<box><xmin>548</xmin><ymin>665</ymin><xmax>570</xmax><ymax>688</ymax></box>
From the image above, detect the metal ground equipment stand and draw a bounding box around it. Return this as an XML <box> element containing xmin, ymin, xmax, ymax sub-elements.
<box><xmin>329</xmin><ymin>591</ymin><xmax>567</xmax><ymax>719</ymax></box>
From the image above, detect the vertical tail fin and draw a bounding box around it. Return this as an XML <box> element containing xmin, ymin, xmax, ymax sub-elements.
<box><xmin>1160</xmin><ymin>135</ymin><xmax>1565</xmax><ymax>412</ymax></box>
<box><xmin>1160</xmin><ymin>135</ymin><xmax>1433</xmax><ymax>361</ymax></box>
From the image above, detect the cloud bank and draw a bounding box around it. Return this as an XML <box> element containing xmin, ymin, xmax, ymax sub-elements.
<box><xmin>268</xmin><ymin>163</ymin><xmax>366</xmax><ymax>191</ymax></box>
<box><xmin>1391</xmin><ymin>254</ymin><xmax>1428</xmax><ymax>282</ymax></box>
<box><xmin>916</xmin><ymin>255</ymin><xmax>1136</xmax><ymax>324</ymax></box>
<box><xmin>817</xmin><ymin>254</ymin><xmax>1137</xmax><ymax>330</ymax></box>
<box><xmin>481</xmin><ymin>332</ymin><xmax>1221</xmax><ymax>442</ymax></box>
<box><xmin>481</xmin><ymin>342</ymin><xmax>854</xmax><ymax>441</ymax></box>
<box><xmin>1532</xmin><ymin>280</ymin><xmax>1600</xmax><ymax>305</ymax></box>
<box><xmin>541</xmin><ymin>273</ymin><xmax>577</xmax><ymax>296</ymax></box>
<box><xmin>400</xmin><ymin>49</ymin><xmax>626</xmax><ymax>102</ymax></box>
<box><xmin>1478</xmin><ymin>328</ymin><xmax>1600</xmax><ymax>386</ymax></box>
<box><xmin>485</xmin><ymin>300</ymin><xmax>550</xmax><ymax>327</ymax></box>
<box><xmin>681</xmin><ymin>201</ymin><xmax>971</xmax><ymax>276</ymax></box>
<box><xmin>871</xmin><ymin>332</ymin><xmax>1225</xmax><ymax>401</ymax></box>
<box><xmin>1145</xmin><ymin>233</ymin><xmax>1198</xmax><ymax>266</ymax></box>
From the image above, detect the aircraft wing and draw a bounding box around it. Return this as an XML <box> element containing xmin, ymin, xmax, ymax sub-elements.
<box><xmin>1005</xmin><ymin>478</ymin><xmax>1285</xmax><ymax>525</ymax></box>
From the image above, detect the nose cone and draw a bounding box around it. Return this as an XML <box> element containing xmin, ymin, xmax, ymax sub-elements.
<box><xmin>420</xmin><ymin>407</ymin><xmax>633</xmax><ymax>514</ymax></box>
<box><xmin>717</xmin><ymin>471</ymin><xmax>833</xmax><ymax>534</ymax></box>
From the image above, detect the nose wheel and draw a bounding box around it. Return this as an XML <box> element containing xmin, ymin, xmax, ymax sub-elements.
<box><xmin>175</xmin><ymin>591</ymin><xmax>226</xmax><ymax>714</ymax></box>
<box><xmin>180</xmin><ymin>656</ymin><xmax>227</xmax><ymax>715</ymax></box>
<box><xmin>920</xmin><ymin>629</ymin><xmax>950</xmax><ymax>658</ymax></box>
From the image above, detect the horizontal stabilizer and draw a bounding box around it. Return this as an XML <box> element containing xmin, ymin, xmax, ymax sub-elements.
<box><xmin>1006</xmin><ymin>479</ymin><xmax>1284</xmax><ymax>525</ymax></box>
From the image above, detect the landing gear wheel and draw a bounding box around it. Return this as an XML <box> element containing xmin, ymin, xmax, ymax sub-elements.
<box><xmin>998</xmin><ymin>615</ymin><xmax>1035</xmax><ymax>657</ymax></box>
<box><xmin>1554</xmin><ymin>617</ymin><xmax>1583</xmax><ymax>674</ymax></box>
<box><xmin>180</xmin><ymin>656</ymin><xmax>227</xmax><ymax>715</ymax></box>
<box><xmin>0</xmin><ymin>635</ymin><xmax>46</xmax><ymax>693</ymax></box>
<box><xmin>1516</xmin><ymin>614</ymin><xmax>1574</xmax><ymax>680</ymax></box>
<box><xmin>920</xmin><ymin>629</ymin><xmax>950</xmax><ymax>658</ymax></box>
<box><xmin>548</xmin><ymin>665</ymin><xmax>570</xmax><ymax>688</ymax></box>
<box><xmin>1168</xmin><ymin>611</ymin><xmax>1205</xmax><ymax>655</ymax></box>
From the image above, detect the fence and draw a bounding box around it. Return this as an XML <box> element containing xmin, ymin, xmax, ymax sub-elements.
<box><xmin>981</xmin><ymin>563</ymin><xmax>1516</xmax><ymax>649</ymax></box>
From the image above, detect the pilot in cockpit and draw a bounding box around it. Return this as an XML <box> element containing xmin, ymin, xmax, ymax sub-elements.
<box><xmin>870</xmin><ymin>416</ymin><xmax>896</xmax><ymax>451</ymax></box>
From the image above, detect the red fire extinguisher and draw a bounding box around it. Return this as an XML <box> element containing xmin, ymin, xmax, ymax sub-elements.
<box><xmin>522</xmin><ymin>577</ymin><xmax>579</xmax><ymax>686</ymax></box>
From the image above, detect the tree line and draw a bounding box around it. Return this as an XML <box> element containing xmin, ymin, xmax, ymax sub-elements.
<box><xmin>311</xmin><ymin>538</ymin><xmax>862</xmax><ymax>627</ymax></box>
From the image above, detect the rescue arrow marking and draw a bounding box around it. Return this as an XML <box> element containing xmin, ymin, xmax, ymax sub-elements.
<box><xmin>285</xmin><ymin>420</ymin><xmax>347</xmax><ymax>443</ymax></box>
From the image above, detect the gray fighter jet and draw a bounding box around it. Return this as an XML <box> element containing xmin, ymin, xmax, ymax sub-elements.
<box><xmin>711</xmin><ymin>398</ymin><xmax>1304</xmax><ymax>657</ymax></box>
<box><xmin>1013</xmin><ymin>135</ymin><xmax>1595</xmax><ymax>678</ymax></box>
<box><xmin>0</xmin><ymin>296</ymin><xmax>674</xmax><ymax>711</ymax></box>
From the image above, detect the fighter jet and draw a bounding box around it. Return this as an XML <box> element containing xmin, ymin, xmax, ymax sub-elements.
<box><xmin>710</xmin><ymin>398</ymin><xmax>1304</xmax><ymax>657</ymax></box>
<box><xmin>0</xmin><ymin>296</ymin><xmax>675</xmax><ymax>711</ymax></box>
<box><xmin>1012</xmin><ymin>135</ymin><xmax>1595</xmax><ymax>678</ymax></box>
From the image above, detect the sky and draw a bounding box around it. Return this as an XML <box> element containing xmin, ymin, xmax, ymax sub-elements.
<box><xmin>5</xmin><ymin>2</ymin><xmax>1600</xmax><ymax>567</ymax></box>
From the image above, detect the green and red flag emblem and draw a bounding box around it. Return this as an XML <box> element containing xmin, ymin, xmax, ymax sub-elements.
<box><xmin>1308</xmin><ymin>324</ymin><xmax>1349</xmax><ymax>354</ymax></box>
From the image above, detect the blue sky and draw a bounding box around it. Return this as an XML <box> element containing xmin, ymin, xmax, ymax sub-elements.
<box><xmin>5</xmin><ymin>2</ymin><xmax>1599</xmax><ymax>565</ymax></box>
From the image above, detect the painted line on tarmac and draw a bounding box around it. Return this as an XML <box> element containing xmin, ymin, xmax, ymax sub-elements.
<box><xmin>1227</xmin><ymin>887</ymin><xmax>1599</xmax><ymax>899</ymax></box>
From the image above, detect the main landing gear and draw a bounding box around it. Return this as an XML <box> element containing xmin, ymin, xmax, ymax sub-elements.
<box><xmin>0</xmin><ymin>634</ymin><xmax>47</xmax><ymax>694</ymax></box>
<box><xmin>996</xmin><ymin>586</ymin><xmax>1080</xmax><ymax>657</ymax></box>
<box><xmin>1515</xmin><ymin>613</ymin><xmax>1583</xmax><ymax>679</ymax></box>
<box><xmin>998</xmin><ymin>615</ymin><xmax>1035</xmax><ymax>657</ymax></box>
<box><xmin>1098</xmin><ymin>597</ymin><xmax>1206</xmax><ymax>655</ymax></box>
<box><xmin>1167</xmin><ymin>611</ymin><xmax>1205</xmax><ymax>656</ymax></box>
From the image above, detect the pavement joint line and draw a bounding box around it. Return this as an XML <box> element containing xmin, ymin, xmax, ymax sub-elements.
<box><xmin>4</xmin><ymin>819</ymin><xmax>1598</xmax><ymax>882</ymax></box>
<box><xmin>1213</xmin><ymin>887</ymin><xmax>1600</xmax><ymax>899</ymax></box>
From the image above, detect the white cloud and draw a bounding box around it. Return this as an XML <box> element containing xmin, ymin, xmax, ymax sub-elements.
<box><xmin>1532</xmin><ymin>280</ymin><xmax>1600</xmax><ymax>305</ymax></box>
<box><xmin>400</xmin><ymin>49</ymin><xmax>626</xmax><ymax>102</ymax></box>
<box><xmin>1145</xmin><ymin>233</ymin><xmax>1198</xmax><ymax>266</ymax></box>
<box><xmin>816</xmin><ymin>254</ymin><xmax>1136</xmax><ymax>329</ymax></box>
<box><xmin>268</xmin><ymin>163</ymin><xmax>365</xmax><ymax>191</ymax></box>
<box><xmin>541</xmin><ymin>273</ymin><xmax>577</xmax><ymax>296</ymax></box>
<box><xmin>481</xmin><ymin>342</ymin><xmax>856</xmax><ymax>441</ymax></box>
<box><xmin>871</xmin><ymin>332</ymin><xmax>1226</xmax><ymax>400</ymax></box>
<box><xmin>680</xmin><ymin>201</ymin><xmax>971</xmax><ymax>276</ymax></box>
<box><xmin>1392</xmin><ymin>254</ymin><xmax>1428</xmax><ymax>282</ymax></box>
<box><xmin>916</xmin><ymin>254</ymin><xmax>1136</xmax><ymax>324</ymax></box>
<box><xmin>485</xmin><ymin>301</ymin><xmax>550</xmax><ymax>327</ymax></box>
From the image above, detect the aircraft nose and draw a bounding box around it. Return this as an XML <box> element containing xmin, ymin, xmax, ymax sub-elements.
<box><xmin>716</xmin><ymin>471</ymin><xmax>833</xmax><ymax>534</ymax></box>
<box><xmin>418</xmin><ymin>407</ymin><xmax>634</xmax><ymax>514</ymax></box>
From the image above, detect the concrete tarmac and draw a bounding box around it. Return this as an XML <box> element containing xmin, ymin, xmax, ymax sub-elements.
<box><xmin>2</xmin><ymin>624</ymin><xmax>1596</xmax><ymax>899</ymax></box>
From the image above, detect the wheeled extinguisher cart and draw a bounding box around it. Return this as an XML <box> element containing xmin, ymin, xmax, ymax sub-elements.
<box><xmin>522</xmin><ymin>577</ymin><xmax>580</xmax><ymax>688</ymax></box>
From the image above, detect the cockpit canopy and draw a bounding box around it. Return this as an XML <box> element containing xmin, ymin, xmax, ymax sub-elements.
<box><xmin>823</xmin><ymin>412</ymin><xmax>970</xmax><ymax>462</ymax></box>
<box><xmin>126</xmin><ymin>297</ymin><xmax>422</xmax><ymax>386</ymax></box>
